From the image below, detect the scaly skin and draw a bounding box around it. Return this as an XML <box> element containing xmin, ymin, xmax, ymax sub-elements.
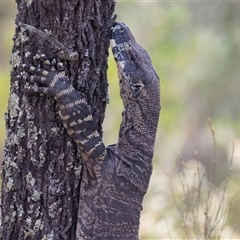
<box><xmin>18</xmin><ymin>22</ymin><xmax>160</xmax><ymax>239</ymax></box>
<box><xmin>19</xmin><ymin>23</ymin><xmax>79</xmax><ymax>61</ymax></box>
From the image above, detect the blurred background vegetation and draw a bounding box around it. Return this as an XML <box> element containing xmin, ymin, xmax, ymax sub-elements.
<box><xmin>1</xmin><ymin>1</ymin><xmax>240</xmax><ymax>239</ymax></box>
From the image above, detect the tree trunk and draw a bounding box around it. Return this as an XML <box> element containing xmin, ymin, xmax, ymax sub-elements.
<box><xmin>1</xmin><ymin>0</ymin><xmax>115</xmax><ymax>239</ymax></box>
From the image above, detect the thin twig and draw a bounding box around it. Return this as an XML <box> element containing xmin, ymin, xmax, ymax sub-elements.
<box><xmin>164</xmin><ymin>218</ymin><xmax>173</xmax><ymax>240</ymax></box>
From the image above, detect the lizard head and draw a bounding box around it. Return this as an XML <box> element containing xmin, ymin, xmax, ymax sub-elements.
<box><xmin>110</xmin><ymin>22</ymin><xmax>160</xmax><ymax>155</ymax></box>
<box><xmin>110</xmin><ymin>22</ymin><xmax>160</xmax><ymax>104</ymax></box>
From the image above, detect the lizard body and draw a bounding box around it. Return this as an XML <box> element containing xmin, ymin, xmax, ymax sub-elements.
<box><xmin>19</xmin><ymin>22</ymin><xmax>160</xmax><ymax>239</ymax></box>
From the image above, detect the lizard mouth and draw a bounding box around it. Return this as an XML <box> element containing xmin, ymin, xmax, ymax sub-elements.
<box><xmin>110</xmin><ymin>22</ymin><xmax>136</xmax><ymax>85</ymax></box>
<box><xmin>116</xmin><ymin>62</ymin><xmax>123</xmax><ymax>79</ymax></box>
<box><xmin>110</xmin><ymin>22</ymin><xmax>132</xmax><ymax>64</ymax></box>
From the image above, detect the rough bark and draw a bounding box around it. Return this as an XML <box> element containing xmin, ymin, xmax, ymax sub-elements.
<box><xmin>1</xmin><ymin>0</ymin><xmax>115</xmax><ymax>239</ymax></box>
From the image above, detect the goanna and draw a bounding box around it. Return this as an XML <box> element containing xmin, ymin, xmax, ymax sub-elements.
<box><xmin>18</xmin><ymin>22</ymin><xmax>161</xmax><ymax>240</ymax></box>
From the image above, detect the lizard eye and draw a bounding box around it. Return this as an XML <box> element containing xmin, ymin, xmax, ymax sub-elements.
<box><xmin>130</xmin><ymin>55</ymin><xmax>136</xmax><ymax>62</ymax></box>
<box><xmin>132</xmin><ymin>83</ymin><xmax>143</xmax><ymax>92</ymax></box>
<box><xmin>120</xmin><ymin>27</ymin><xmax>124</xmax><ymax>33</ymax></box>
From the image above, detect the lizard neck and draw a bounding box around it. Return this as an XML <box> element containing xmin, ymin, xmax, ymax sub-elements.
<box><xmin>117</xmin><ymin>87</ymin><xmax>160</xmax><ymax>159</ymax></box>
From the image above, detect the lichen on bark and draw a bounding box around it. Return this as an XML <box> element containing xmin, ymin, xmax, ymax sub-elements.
<box><xmin>1</xmin><ymin>0</ymin><xmax>115</xmax><ymax>239</ymax></box>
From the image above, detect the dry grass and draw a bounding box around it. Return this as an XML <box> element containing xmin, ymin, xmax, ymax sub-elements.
<box><xmin>169</xmin><ymin>119</ymin><xmax>240</xmax><ymax>239</ymax></box>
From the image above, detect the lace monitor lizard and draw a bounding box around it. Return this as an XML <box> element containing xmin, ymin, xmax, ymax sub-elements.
<box><xmin>18</xmin><ymin>22</ymin><xmax>160</xmax><ymax>239</ymax></box>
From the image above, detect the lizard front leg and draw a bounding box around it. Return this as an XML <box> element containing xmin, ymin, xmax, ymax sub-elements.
<box><xmin>18</xmin><ymin>54</ymin><xmax>106</xmax><ymax>161</ymax></box>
